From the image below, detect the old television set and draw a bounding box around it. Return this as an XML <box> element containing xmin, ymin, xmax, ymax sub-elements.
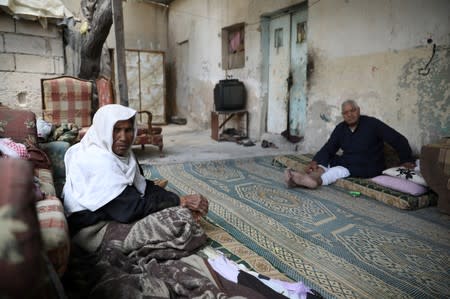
<box><xmin>214</xmin><ymin>79</ymin><xmax>246</xmax><ymax>111</ymax></box>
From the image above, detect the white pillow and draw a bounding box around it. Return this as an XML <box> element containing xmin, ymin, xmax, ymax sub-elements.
<box><xmin>382</xmin><ymin>167</ymin><xmax>428</xmax><ymax>187</ymax></box>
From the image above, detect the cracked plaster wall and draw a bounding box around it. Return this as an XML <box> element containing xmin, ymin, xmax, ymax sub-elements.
<box><xmin>305</xmin><ymin>0</ymin><xmax>450</xmax><ymax>155</ymax></box>
<box><xmin>168</xmin><ymin>0</ymin><xmax>449</xmax><ymax>154</ymax></box>
<box><xmin>167</xmin><ymin>0</ymin><xmax>303</xmax><ymax>132</ymax></box>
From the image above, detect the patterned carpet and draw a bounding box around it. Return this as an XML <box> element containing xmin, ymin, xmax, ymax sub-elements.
<box><xmin>142</xmin><ymin>156</ymin><xmax>450</xmax><ymax>299</ymax></box>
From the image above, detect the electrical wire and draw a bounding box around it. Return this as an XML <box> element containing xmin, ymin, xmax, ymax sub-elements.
<box><xmin>419</xmin><ymin>43</ymin><xmax>436</xmax><ymax>76</ymax></box>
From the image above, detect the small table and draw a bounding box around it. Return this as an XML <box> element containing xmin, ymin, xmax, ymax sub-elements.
<box><xmin>211</xmin><ymin>110</ymin><xmax>248</xmax><ymax>141</ymax></box>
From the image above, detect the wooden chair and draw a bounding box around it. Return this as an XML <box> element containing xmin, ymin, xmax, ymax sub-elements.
<box><xmin>41</xmin><ymin>76</ymin><xmax>94</xmax><ymax>141</ymax></box>
<box><xmin>95</xmin><ymin>76</ymin><xmax>164</xmax><ymax>153</ymax></box>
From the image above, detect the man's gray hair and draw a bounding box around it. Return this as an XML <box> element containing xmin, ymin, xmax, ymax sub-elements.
<box><xmin>341</xmin><ymin>99</ymin><xmax>359</xmax><ymax>111</ymax></box>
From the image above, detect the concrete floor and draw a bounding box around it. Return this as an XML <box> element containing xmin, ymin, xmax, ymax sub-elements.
<box><xmin>133</xmin><ymin>124</ymin><xmax>303</xmax><ymax>165</ymax></box>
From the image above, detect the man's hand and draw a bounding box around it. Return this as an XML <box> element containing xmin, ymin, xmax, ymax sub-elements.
<box><xmin>400</xmin><ymin>162</ymin><xmax>416</xmax><ymax>169</ymax></box>
<box><xmin>304</xmin><ymin>161</ymin><xmax>319</xmax><ymax>174</ymax></box>
<box><xmin>180</xmin><ymin>194</ymin><xmax>209</xmax><ymax>220</ymax></box>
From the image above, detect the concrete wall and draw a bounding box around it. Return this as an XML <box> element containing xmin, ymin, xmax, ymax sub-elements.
<box><xmin>0</xmin><ymin>11</ymin><xmax>64</xmax><ymax>115</ymax></box>
<box><xmin>106</xmin><ymin>1</ymin><xmax>168</xmax><ymax>51</ymax></box>
<box><xmin>305</xmin><ymin>0</ymin><xmax>450</xmax><ymax>154</ymax></box>
<box><xmin>167</xmin><ymin>0</ymin><xmax>303</xmax><ymax>130</ymax></box>
<box><xmin>168</xmin><ymin>0</ymin><xmax>449</xmax><ymax>154</ymax></box>
<box><xmin>0</xmin><ymin>0</ymin><xmax>168</xmax><ymax>116</ymax></box>
<box><xmin>61</xmin><ymin>0</ymin><xmax>169</xmax><ymax>51</ymax></box>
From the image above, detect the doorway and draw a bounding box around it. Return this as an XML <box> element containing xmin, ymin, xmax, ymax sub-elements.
<box><xmin>262</xmin><ymin>3</ymin><xmax>308</xmax><ymax>137</ymax></box>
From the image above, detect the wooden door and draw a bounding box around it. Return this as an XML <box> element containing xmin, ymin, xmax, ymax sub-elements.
<box><xmin>125</xmin><ymin>50</ymin><xmax>166</xmax><ymax>125</ymax></box>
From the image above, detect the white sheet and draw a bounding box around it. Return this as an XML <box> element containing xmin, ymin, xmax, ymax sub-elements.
<box><xmin>0</xmin><ymin>0</ymin><xmax>72</xmax><ymax>20</ymax></box>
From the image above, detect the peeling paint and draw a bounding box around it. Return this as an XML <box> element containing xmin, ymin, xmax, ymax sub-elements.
<box><xmin>320</xmin><ymin>113</ymin><xmax>330</xmax><ymax>122</ymax></box>
<box><xmin>398</xmin><ymin>46</ymin><xmax>450</xmax><ymax>145</ymax></box>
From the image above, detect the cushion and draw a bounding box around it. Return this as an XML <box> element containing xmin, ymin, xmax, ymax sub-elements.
<box><xmin>0</xmin><ymin>105</ymin><xmax>38</xmax><ymax>147</ymax></box>
<box><xmin>35</xmin><ymin>168</ymin><xmax>57</xmax><ymax>197</ymax></box>
<box><xmin>36</xmin><ymin>197</ymin><xmax>70</xmax><ymax>276</ymax></box>
<box><xmin>371</xmin><ymin>175</ymin><xmax>428</xmax><ymax>196</ymax></box>
<box><xmin>382</xmin><ymin>167</ymin><xmax>428</xmax><ymax>186</ymax></box>
<box><xmin>40</xmin><ymin>141</ymin><xmax>71</xmax><ymax>197</ymax></box>
<box><xmin>0</xmin><ymin>159</ymin><xmax>46</xmax><ymax>297</ymax></box>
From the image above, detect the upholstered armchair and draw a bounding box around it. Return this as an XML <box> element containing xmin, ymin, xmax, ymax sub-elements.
<box><xmin>41</xmin><ymin>75</ymin><xmax>94</xmax><ymax>141</ymax></box>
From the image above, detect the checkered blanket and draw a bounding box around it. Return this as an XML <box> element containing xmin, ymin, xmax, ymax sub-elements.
<box><xmin>0</xmin><ymin>138</ymin><xmax>29</xmax><ymax>159</ymax></box>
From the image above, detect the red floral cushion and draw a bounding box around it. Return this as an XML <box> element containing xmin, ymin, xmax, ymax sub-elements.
<box><xmin>0</xmin><ymin>105</ymin><xmax>38</xmax><ymax>147</ymax></box>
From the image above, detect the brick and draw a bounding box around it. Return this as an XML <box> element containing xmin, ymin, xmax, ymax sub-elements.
<box><xmin>49</xmin><ymin>37</ymin><xmax>64</xmax><ymax>57</ymax></box>
<box><xmin>0</xmin><ymin>53</ymin><xmax>15</xmax><ymax>71</ymax></box>
<box><xmin>16</xmin><ymin>54</ymin><xmax>54</xmax><ymax>73</ymax></box>
<box><xmin>0</xmin><ymin>13</ymin><xmax>15</xmax><ymax>33</ymax></box>
<box><xmin>4</xmin><ymin>33</ymin><xmax>46</xmax><ymax>55</ymax></box>
<box><xmin>16</xmin><ymin>19</ymin><xmax>60</xmax><ymax>38</ymax></box>
<box><xmin>0</xmin><ymin>72</ymin><xmax>44</xmax><ymax>115</ymax></box>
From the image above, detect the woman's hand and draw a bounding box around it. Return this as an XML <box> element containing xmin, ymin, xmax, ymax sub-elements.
<box><xmin>180</xmin><ymin>194</ymin><xmax>209</xmax><ymax>220</ymax></box>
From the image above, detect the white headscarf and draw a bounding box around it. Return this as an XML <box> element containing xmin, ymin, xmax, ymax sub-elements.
<box><xmin>62</xmin><ymin>104</ymin><xmax>147</xmax><ymax>214</ymax></box>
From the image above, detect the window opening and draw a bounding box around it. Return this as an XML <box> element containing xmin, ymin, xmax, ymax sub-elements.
<box><xmin>221</xmin><ymin>23</ymin><xmax>245</xmax><ymax>69</ymax></box>
<box><xmin>274</xmin><ymin>28</ymin><xmax>283</xmax><ymax>48</ymax></box>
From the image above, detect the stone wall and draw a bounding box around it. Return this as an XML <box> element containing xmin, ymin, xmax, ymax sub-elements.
<box><xmin>0</xmin><ymin>11</ymin><xmax>64</xmax><ymax>115</ymax></box>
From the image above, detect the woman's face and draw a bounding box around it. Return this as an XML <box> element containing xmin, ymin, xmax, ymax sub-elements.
<box><xmin>112</xmin><ymin>119</ymin><xmax>134</xmax><ymax>156</ymax></box>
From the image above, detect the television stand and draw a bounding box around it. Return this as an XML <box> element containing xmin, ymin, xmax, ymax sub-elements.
<box><xmin>211</xmin><ymin>110</ymin><xmax>248</xmax><ymax>141</ymax></box>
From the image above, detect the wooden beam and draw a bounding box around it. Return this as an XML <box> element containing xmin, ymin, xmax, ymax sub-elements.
<box><xmin>112</xmin><ymin>0</ymin><xmax>128</xmax><ymax>106</ymax></box>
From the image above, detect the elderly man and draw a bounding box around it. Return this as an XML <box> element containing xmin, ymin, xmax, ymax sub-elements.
<box><xmin>285</xmin><ymin>100</ymin><xmax>415</xmax><ymax>189</ymax></box>
<box><xmin>63</xmin><ymin>104</ymin><xmax>208</xmax><ymax>235</ymax></box>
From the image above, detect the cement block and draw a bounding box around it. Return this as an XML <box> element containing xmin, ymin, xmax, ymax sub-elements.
<box><xmin>49</xmin><ymin>37</ymin><xmax>64</xmax><ymax>57</ymax></box>
<box><xmin>16</xmin><ymin>54</ymin><xmax>54</xmax><ymax>73</ymax></box>
<box><xmin>54</xmin><ymin>56</ymin><xmax>65</xmax><ymax>74</ymax></box>
<box><xmin>4</xmin><ymin>33</ymin><xmax>46</xmax><ymax>55</ymax></box>
<box><xmin>0</xmin><ymin>13</ymin><xmax>15</xmax><ymax>33</ymax></box>
<box><xmin>0</xmin><ymin>72</ymin><xmax>44</xmax><ymax>115</ymax></box>
<box><xmin>0</xmin><ymin>53</ymin><xmax>15</xmax><ymax>71</ymax></box>
<box><xmin>16</xmin><ymin>19</ymin><xmax>60</xmax><ymax>38</ymax></box>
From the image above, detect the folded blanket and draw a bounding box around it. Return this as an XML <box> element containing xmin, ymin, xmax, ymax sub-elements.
<box><xmin>66</xmin><ymin>206</ymin><xmax>245</xmax><ymax>299</ymax></box>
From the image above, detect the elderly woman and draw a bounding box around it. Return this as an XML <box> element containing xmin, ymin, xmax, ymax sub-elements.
<box><xmin>63</xmin><ymin>104</ymin><xmax>208</xmax><ymax>236</ymax></box>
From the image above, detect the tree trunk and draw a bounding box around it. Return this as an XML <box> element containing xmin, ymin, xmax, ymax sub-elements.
<box><xmin>79</xmin><ymin>0</ymin><xmax>113</xmax><ymax>80</ymax></box>
<box><xmin>64</xmin><ymin>0</ymin><xmax>113</xmax><ymax>80</ymax></box>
